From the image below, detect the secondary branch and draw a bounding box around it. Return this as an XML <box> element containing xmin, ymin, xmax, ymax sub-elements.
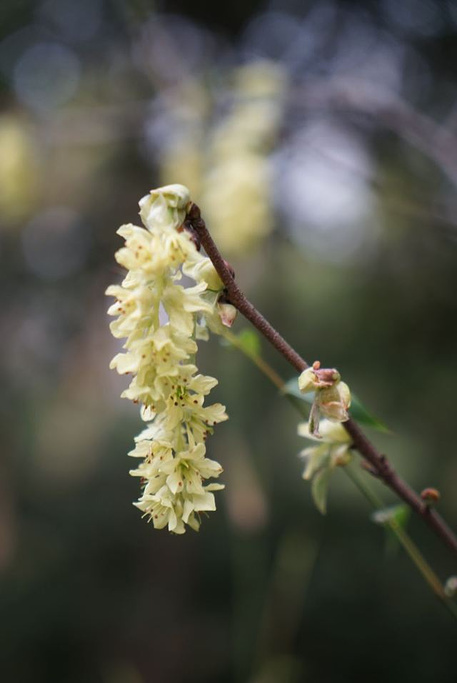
<box><xmin>187</xmin><ymin>203</ymin><xmax>457</xmax><ymax>558</ymax></box>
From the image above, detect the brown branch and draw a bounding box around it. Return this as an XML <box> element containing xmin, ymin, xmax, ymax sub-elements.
<box><xmin>187</xmin><ymin>203</ymin><xmax>457</xmax><ymax>558</ymax></box>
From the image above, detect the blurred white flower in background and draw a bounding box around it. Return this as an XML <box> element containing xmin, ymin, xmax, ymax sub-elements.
<box><xmin>155</xmin><ymin>59</ymin><xmax>287</xmax><ymax>256</ymax></box>
<box><xmin>0</xmin><ymin>115</ymin><xmax>39</xmax><ymax>224</ymax></box>
<box><xmin>275</xmin><ymin>119</ymin><xmax>378</xmax><ymax>262</ymax></box>
<box><xmin>14</xmin><ymin>42</ymin><xmax>80</xmax><ymax>112</ymax></box>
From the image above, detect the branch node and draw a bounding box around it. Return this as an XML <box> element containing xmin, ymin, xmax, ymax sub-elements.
<box><xmin>182</xmin><ymin>219</ymin><xmax>201</xmax><ymax>251</ymax></box>
<box><xmin>360</xmin><ymin>460</ymin><xmax>380</xmax><ymax>478</ymax></box>
<box><xmin>186</xmin><ymin>202</ymin><xmax>205</xmax><ymax>231</ymax></box>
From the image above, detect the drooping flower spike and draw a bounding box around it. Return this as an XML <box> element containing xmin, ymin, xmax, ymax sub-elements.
<box><xmin>107</xmin><ymin>184</ymin><xmax>234</xmax><ymax>533</ymax></box>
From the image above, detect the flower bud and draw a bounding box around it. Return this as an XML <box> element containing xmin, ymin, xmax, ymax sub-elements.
<box><xmin>217</xmin><ymin>302</ymin><xmax>237</xmax><ymax>327</ymax></box>
<box><xmin>298</xmin><ymin>362</ymin><xmax>341</xmax><ymax>394</ymax></box>
<box><xmin>420</xmin><ymin>487</ymin><xmax>441</xmax><ymax>504</ymax></box>
<box><xmin>298</xmin><ymin>363</ymin><xmax>351</xmax><ymax>437</ymax></box>
<box><xmin>139</xmin><ymin>184</ymin><xmax>191</xmax><ymax>233</ymax></box>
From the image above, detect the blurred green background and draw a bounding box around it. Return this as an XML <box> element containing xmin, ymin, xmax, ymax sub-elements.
<box><xmin>1</xmin><ymin>0</ymin><xmax>457</xmax><ymax>681</ymax></box>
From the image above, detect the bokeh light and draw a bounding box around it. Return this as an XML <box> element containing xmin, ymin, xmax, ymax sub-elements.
<box><xmin>22</xmin><ymin>207</ymin><xmax>90</xmax><ymax>280</ymax></box>
<box><xmin>13</xmin><ymin>42</ymin><xmax>80</xmax><ymax>112</ymax></box>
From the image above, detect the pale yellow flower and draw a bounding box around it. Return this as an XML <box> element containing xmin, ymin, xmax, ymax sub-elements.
<box><xmin>130</xmin><ymin>436</ymin><xmax>225</xmax><ymax>534</ymax></box>
<box><xmin>139</xmin><ymin>183</ymin><xmax>191</xmax><ymax>234</ymax></box>
<box><xmin>298</xmin><ymin>362</ymin><xmax>351</xmax><ymax>437</ymax></box>
<box><xmin>107</xmin><ymin>184</ymin><xmax>228</xmax><ymax>533</ymax></box>
<box><xmin>298</xmin><ymin>420</ymin><xmax>352</xmax><ymax>480</ymax></box>
<box><xmin>297</xmin><ymin>419</ymin><xmax>353</xmax><ymax>514</ymax></box>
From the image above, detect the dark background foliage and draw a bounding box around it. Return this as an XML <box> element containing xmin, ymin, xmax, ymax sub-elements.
<box><xmin>1</xmin><ymin>1</ymin><xmax>457</xmax><ymax>682</ymax></box>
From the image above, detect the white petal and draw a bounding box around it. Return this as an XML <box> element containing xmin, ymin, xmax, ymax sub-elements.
<box><xmin>192</xmin><ymin>491</ymin><xmax>216</xmax><ymax>513</ymax></box>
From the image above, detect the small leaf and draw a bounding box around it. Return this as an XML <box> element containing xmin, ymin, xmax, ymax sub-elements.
<box><xmin>282</xmin><ymin>378</ymin><xmax>389</xmax><ymax>433</ymax></box>
<box><xmin>236</xmin><ymin>328</ymin><xmax>262</xmax><ymax>356</ymax></box>
<box><xmin>371</xmin><ymin>504</ymin><xmax>411</xmax><ymax>556</ymax></box>
<box><xmin>371</xmin><ymin>504</ymin><xmax>410</xmax><ymax>527</ymax></box>
<box><xmin>349</xmin><ymin>397</ymin><xmax>390</xmax><ymax>433</ymax></box>
<box><xmin>311</xmin><ymin>467</ymin><xmax>332</xmax><ymax>514</ymax></box>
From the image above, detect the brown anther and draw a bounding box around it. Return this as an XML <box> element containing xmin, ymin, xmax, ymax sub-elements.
<box><xmin>313</xmin><ymin>360</ymin><xmax>321</xmax><ymax>370</ymax></box>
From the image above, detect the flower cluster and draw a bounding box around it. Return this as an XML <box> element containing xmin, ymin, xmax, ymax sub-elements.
<box><xmin>157</xmin><ymin>60</ymin><xmax>287</xmax><ymax>256</ymax></box>
<box><xmin>298</xmin><ymin>361</ymin><xmax>351</xmax><ymax>437</ymax></box>
<box><xmin>106</xmin><ymin>184</ymin><xmax>230</xmax><ymax>534</ymax></box>
<box><xmin>201</xmin><ymin>60</ymin><xmax>286</xmax><ymax>255</ymax></box>
<box><xmin>298</xmin><ymin>420</ymin><xmax>353</xmax><ymax>514</ymax></box>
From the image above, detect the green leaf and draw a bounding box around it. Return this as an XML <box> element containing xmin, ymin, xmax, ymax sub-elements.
<box><xmin>282</xmin><ymin>377</ymin><xmax>389</xmax><ymax>433</ymax></box>
<box><xmin>235</xmin><ymin>328</ymin><xmax>262</xmax><ymax>356</ymax></box>
<box><xmin>371</xmin><ymin>504</ymin><xmax>411</xmax><ymax>557</ymax></box>
<box><xmin>349</xmin><ymin>397</ymin><xmax>390</xmax><ymax>433</ymax></box>
<box><xmin>311</xmin><ymin>467</ymin><xmax>332</xmax><ymax>514</ymax></box>
<box><xmin>371</xmin><ymin>504</ymin><xmax>410</xmax><ymax>528</ymax></box>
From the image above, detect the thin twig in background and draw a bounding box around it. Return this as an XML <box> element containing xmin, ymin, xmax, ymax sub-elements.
<box><xmin>292</xmin><ymin>80</ymin><xmax>457</xmax><ymax>187</ymax></box>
